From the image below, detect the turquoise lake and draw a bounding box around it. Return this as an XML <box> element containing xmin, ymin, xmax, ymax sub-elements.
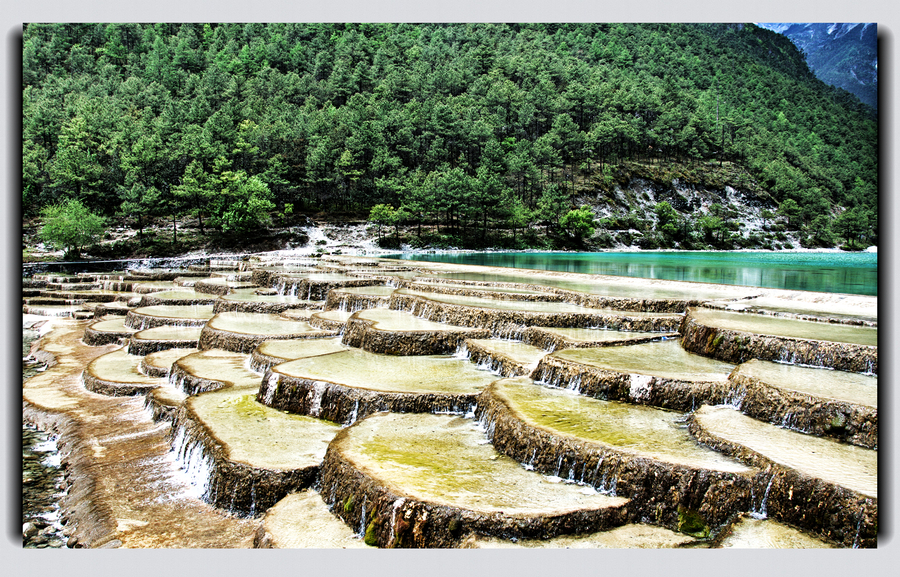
<box><xmin>387</xmin><ymin>251</ymin><xmax>878</xmax><ymax>296</ymax></box>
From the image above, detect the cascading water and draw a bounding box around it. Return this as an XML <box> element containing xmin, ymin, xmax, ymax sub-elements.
<box><xmin>170</xmin><ymin>423</ymin><xmax>215</xmax><ymax>502</ymax></box>
<box><xmin>750</xmin><ymin>473</ymin><xmax>776</xmax><ymax>519</ymax></box>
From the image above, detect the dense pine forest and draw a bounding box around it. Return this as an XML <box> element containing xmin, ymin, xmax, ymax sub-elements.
<box><xmin>22</xmin><ymin>23</ymin><xmax>877</xmax><ymax>254</ymax></box>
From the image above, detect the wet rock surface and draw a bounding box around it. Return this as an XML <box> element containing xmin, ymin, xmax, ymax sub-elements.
<box><xmin>680</xmin><ymin>307</ymin><xmax>878</xmax><ymax>374</ymax></box>
<box><xmin>727</xmin><ymin>360</ymin><xmax>877</xmax><ymax>448</ymax></box>
<box><xmin>319</xmin><ymin>413</ymin><xmax>631</xmax><ymax>547</ymax></box>
<box><xmin>476</xmin><ymin>379</ymin><xmax>754</xmax><ymax>532</ymax></box>
<box><xmin>532</xmin><ymin>342</ymin><xmax>735</xmax><ymax>412</ymax></box>
<box><xmin>261</xmin><ymin>349</ymin><xmax>497</xmax><ymax>423</ymax></box>
<box><xmin>341</xmin><ymin>309</ymin><xmax>491</xmax><ymax>355</ymax></box>
<box><xmin>688</xmin><ymin>405</ymin><xmax>877</xmax><ymax>547</ymax></box>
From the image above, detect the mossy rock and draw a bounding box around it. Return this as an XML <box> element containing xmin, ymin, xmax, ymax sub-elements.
<box><xmin>677</xmin><ymin>506</ymin><xmax>710</xmax><ymax>539</ymax></box>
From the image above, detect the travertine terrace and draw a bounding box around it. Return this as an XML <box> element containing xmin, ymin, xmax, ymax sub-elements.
<box><xmin>22</xmin><ymin>255</ymin><xmax>877</xmax><ymax>548</ymax></box>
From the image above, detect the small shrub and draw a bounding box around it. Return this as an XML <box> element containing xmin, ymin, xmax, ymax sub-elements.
<box><xmin>39</xmin><ymin>199</ymin><xmax>106</xmax><ymax>259</ymax></box>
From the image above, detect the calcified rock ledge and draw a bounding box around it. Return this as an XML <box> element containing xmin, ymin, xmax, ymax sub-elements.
<box><xmin>253</xmin><ymin>490</ymin><xmax>370</xmax><ymax>548</ymax></box>
<box><xmin>341</xmin><ymin>313</ymin><xmax>490</xmax><ymax>356</ymax></box>
<box><xmin>462</xmin><ymin>339</ymin><xmax>545</xmax><ymax>377</ymax></box>
<box><xmin>308</xmin><ymin>310</ymin><xmax>354</xmax><ymax>331</ymax></box>
<box><xmin>168</xmin><ymin>360</ymin><xmax>232</xmax><ymax>396</ymax></box>
<box><xmin>531</xmin><ymin>353</ymin><xmax>732</xmax><ymax>412</ymax></box>
<box><xmin>125</xmin><ymin>305</ymin><xmax>214</xmax><ymax>330</ymax></box>
<box><xmin>389</xmin><ymin>292</ymin><xmax>682</xmax><ymax>336</ymax></box>
<box><xmin>139</xmin><ymin>348</ymin><xmax>199</xmax><ymax>379</ymax></box>
<box><xmin>521</xmin><ymin>326</ymin><xmax>679</xmax><ymax>351</ymax></box>
<box><xmin>247</xmin><ymin>338</ymin><xmax>348</xmax><ymax>373</ymax></box>
<box><xmin>688</xmin><ymin>405</ymin><xmax>876</xmax><ymax>547</ymax></box>
<box><xmin>680</xmin><ymin>308</ymin><xmax>878</xmax><ymax>374</ymax></box>
<box><xmin>475</xmin><ymin>381</ymin><xmax>754</xmax><ymax>532</ymax></box>
<box><xmin>324</xmin><ymin>288</ymin><xmax>395</xmax><ymax>312</ymax></box>
<box><xmin>82</xmin><ymin>318</ymin><xmax>137</xmax><ymax>346</ymax></box>
<box><xmin>138</xmin><ymin>291</ymin><xmax>218</xmax><ymax>307</ymax></box>
<box><xmin>128</xmin><ymin>326</ymin><xmax>202</xmax><ymax>356</ymax></box>
<box><xmin>274</xmin><ymin>274</ymin><xmax>380</xmax><ymax>300</ymax></box>
<box><xmin>82</xmin><ymin>349</ymin><xmax>164</xmax><ymax>396</ymax></box>
<box><xmin>727</xmin><ymin>364</ymin><xmax>877</xmax><ymax>449</ymax></box>
<box><xmin>193</xmin><ymin>278</ymin><xmax>254</xmax><ymax>296</ymax></box>
<box><xmin>398</xmin><ymin>278</ymin><xmax>564</xmax><ymax>301</ymax></box>
<box><xmin>700</xmin><ymin>299</ymin><xmax>877</xmax><ymax>327</ymax></box>
<box><xmin>318</xmin><ymin>413</ymin><xmax>630</xmax><ymax>548</ymax></box>
<box><xmin>92</xmin><ymin>302</ymin><xmax>133</xmax><ymax>318</ymax></box>
<box><xmin>461</xmin><ymin>523</ymin><xmax>700</xmax><ymax>548</ymax></box>
<box><xmin>212</xmin><ymin>296</ymin><xmax>321</xmax><ymax>314</ymax></box>
<box><xmin>259</xmin><ymin>366</ymin><xmax>480</xmax><ymax>425</ymax></box>
<box><xmin>169</xmin><ymin>401</ymin><xmax>321</xmax><ymax>517</ymax></box>
<box><xmin>198</xmin><ymin>313</ymin><xmax>337</xmax><ymax>354</ymax></box>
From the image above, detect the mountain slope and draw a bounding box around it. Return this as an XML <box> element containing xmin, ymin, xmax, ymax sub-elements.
<box><xmin>758</xmin><ymin>23</ymin><xmax>877</xmax><ymax>110</ymax></box>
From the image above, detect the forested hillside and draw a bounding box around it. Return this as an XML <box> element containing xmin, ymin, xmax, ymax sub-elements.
<box><xmin>22</xmin><ymin>23</ymin><xmax>877</xmax><ymax>253</ymax></box>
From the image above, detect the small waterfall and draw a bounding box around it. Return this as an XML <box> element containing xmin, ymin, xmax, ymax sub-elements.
<box><xmin>863</xmin><ymin>359</ymin><xmax>875</xmax><ymax>376</ymax></box>
<box><xmin>629</xmin><ymin>374</ymin><xmax>653</xmax><ymax>401</ymax></box>
<box><xmin>566</xmin><ymin>374</ymin><xmax>582</xmax><ymax>394</ymax></box>
<box><xmin>388</xmin><ymin>497</ymin><xmax>406</xmax><ymax>545</ymax></box>
<box><xmin>308</xmin><ymin>381</ymin><xmax>327</xmax><ymax>417</ymax></box>
<box><xmin>347</xmin><ymin>400</ymin><xmax>359</xmax><ymax>425</ymax></box>
<box><xmin>452</xmin><ymin>343</ymin><xmax>469</xmax><ymax>360</ymax></box>
<box><xmin>261</xmin><ymin>373</ymin><xmax>279</xmax><ymax>405</ymax></box>
<box><xmin>750</xmin><ymin>473</ymin><xmax>776</xmax><ymax>519</ymax></box>
<box><xmin>724</xmin><ymin>385</ymin><xmax>747</xmax><ymax>409</ymax></box>
<box><xmin>170</xmin><ymin>424</ymin><xmax>215</xmax><ymax>502</ymax></box>
<box><xmin>852</xmin><ymin>506</ymin><xmax>866</xmax><ymax>548</ymax></box>
<box><xmin>359</xmin><ymin>495</ymin><xmax>367</xmax><ymax>536</ymax></box>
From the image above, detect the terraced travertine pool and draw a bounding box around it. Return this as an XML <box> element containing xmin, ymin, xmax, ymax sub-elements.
<box><xmin>21</xmin><ymin>255</ymin><xmax>877</xmax><ymax>549</ymax></box>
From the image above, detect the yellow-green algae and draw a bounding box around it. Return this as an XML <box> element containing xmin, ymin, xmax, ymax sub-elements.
<box><xmin>690</xmin><ymin>308</ymin><xmax>877</xmax><ymax>346</ymax></box>
<box><xmin>554</xmin><ymin>339</ymin><xmax>735</xmax><ymax>381</ymax></box>
<box><xmin>257</xmin><ymin>490</ymin><xmax>371</xmax><ymax>548</ymax></box>
<box><xmin>718</xmin><ymin>515</ymin><xmax>834</xmax><ymax>548</ymax></box>
<box><xmin>206</xmin><ymin>311</ymin><xmax>325</xmax><ymax>335</ymax></box>
<box><xmin>466</xmin><ymin>339</ymin><xmax>548</xmax><ymax>366</ymax></box>
<box><xmin>734</xmin><ymin>359</ymin><xmax>876</xmax><ymax>408</ymax></box>
<box><xmin>175</xmin><ymin>350</ymin><xmax>261</xmax><ymax>390</ymax></box>
<box><xmin>188</xmin><ymin>388</ymin><xmax>341</xmax><ymax>470</ymax></box>
<box><xmin>255</xmin><ymin>337</ymin><xmax>349</xmax><ymax>364</ymax></box>
<box><xmin>463</xmin><ymin>523</ymin><xmax>696</xmax><ymax>548</ymax></box>
<box><xmin>355</xmin><ymin>308</ymin><xmax>482</xmax><ymax>332</ymax></box>
<box><xmin>693</xmin><ymin>405</ymin><xmax>877</xmax><ymax>498</ymax></box>
<box><xmin>341</xmin><ymin>413</ymin><xmax>629</xmax><ymax>514</ymax></box>
<box><xmin>494</xmin><ymin>378</ymin><xmax>750</xmax><ymax>472</ymax></box>
<box><xmin>275</xmin><ymin>349</ymin><xmax>498</xmax><ymax>394</ymax></box>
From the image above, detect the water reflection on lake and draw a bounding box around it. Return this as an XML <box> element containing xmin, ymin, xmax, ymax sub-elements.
<box><xmin>388</xmin><ymin>251</ymin><xmax>877</xmax><ymax>296</ymax></box>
